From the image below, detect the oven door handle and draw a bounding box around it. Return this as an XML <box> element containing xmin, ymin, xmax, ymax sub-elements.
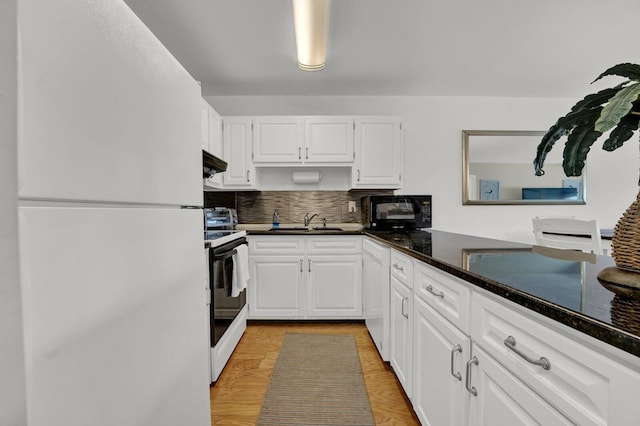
<box><xmin>213</xmin><ymin>249</ymin><xmax>237</xmax><ymax>261</ymax></box>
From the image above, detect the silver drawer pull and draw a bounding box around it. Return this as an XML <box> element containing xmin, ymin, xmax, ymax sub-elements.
<box><xmin>401</xmin><ymin>297</ymin><xmax>409</xmax><ymax>319</ymax></box>
<box><xmin>392</xmin><ymin>263</ymin><xmax>404</xmax><ymax>271</ymax></box>
<box><xmin>450</xmin><ymin>344</ymin><xmax>462</xmax><ymax>381</ymax></box>
<box><xmin>504</xmin><ymin>336</ymin><xmax>551</xmax><ymax>370</ymax></box>
<box><xmin>425</xmin><ymin>284</ymin><xmax>444</xmax><ymax>298</ymax></box>
<box><xmin>299</xmin><ymin>259</ymin><xmax>303</xmax><ymax>272</ymax></box>
<box><xmin>465</xmin><ymin>356</ymin><xmax>478</xmax><ymax>396</ymax></box>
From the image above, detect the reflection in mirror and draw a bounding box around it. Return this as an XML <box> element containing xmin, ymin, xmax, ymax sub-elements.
<box><xmin>462</xmin><ymin>130</ymin><xmax>586</xmax><ymax>205</ymax></box>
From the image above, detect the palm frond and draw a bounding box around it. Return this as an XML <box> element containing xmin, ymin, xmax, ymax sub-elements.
<box><xmin>595</xmin><ymin>83</ymin><xmax>640</xmax><ymax>132</ymax></box>
<box><xmin>602</xmin><ymin>113</ymin><xmax>640</xmax><ymax>151</ymax></box>
<box><xmin>592</xmin><ymin>63</ymin><xmax>640</xmax><ymax>83</ymax></box>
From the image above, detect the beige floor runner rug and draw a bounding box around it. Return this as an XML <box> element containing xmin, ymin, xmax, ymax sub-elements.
<box><xmin>257</xmin><ymin>333</ymin><xmax>375</xmax><ymax>425</ymax></box>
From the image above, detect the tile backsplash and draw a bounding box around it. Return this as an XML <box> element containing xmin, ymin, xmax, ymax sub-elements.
<box><xmin>205</xmin><ymin>190</ymin><xmax>392</xmax><ymax>224</ymax></box>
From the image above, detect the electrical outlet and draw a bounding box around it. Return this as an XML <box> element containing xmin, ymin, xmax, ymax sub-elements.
<box><xmin>348</xmin><ymin>201</ymin><xmax>357</xmax><ymax>213</ymax></box>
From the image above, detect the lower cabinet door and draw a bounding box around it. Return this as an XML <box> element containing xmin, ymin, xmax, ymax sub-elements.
<box><xmin>390</xmin><ymin>277</ymin><xmax>413</xmax><ymax>398</ymax></box>
<box><xmin>413</xmin><ymin>295</ymin><xmax>470</xmax><ymax>426</ymax></box>
<box><xmin>306</xmin><ymin>255</ymin><xmax>362</xmax><ymax>318</ymax></box>
<box><xmin>248</xmin><ymin>255</ymin><xmax>304</xmax><ymax>318</ymax></box>
<box><xmin>467</xmin><ymin>344</ymin><xmax>573</xmax><ymax>426</ymax></box>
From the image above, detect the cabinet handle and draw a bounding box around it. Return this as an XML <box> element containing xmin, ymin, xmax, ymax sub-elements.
<box><xmin>357</xmin><ymin>169</ymin><xmax>361</xmax><ymax>181</ymax></box>
<box><xmin>450</xmin><ymin>344</ymin><xmax>462</xmax><ymax>381</ymax></box>
<box><xmin>299</xmin><ymin>259</ymin><xmax>303</xmax><ymax>272</ymax></box>
<box><xmin>425</xmin><ymin>284</ymin><xmax>445</xmax><ymax>299</ymax></box>
<box><xmin>298</xmin><ymin>147</ymin><xmax>302</xmax><ymax>159</ymax></box>
<box><xmin>504</xmin><ymin>336</ymin><xmax>551</xmax><ymax>370</ymax></box>
<box><xmin>401</xmin><ymin>297</ymin><xmax>409</xmax><ymax>319</ymax></box>
<box><xmin>246</xmin><ymin>170</ymin><xmax>250</xmax><ymax>182</ymax></box>
<box><xmin>465</xmin><ymin>356</ymin><xmax>478</xmax><ymax>396</ymax></box>
<box><xmin>392</xmin><ymin>263</ymin><xmax>404</xmax><ymax>271</ymax></box>
<box><xmin>305</xmin><ymin>147</ymin><xmax>309</xmax><ymax>159</ymax></box>
<box><xmin>308</xmin><ymin>259</ymin><xmax>311</xmax><ymax>272</ymax></box>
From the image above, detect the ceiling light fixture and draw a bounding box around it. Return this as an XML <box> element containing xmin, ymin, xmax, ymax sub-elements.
<box><xmin>292</xmin><ymin>0</ymin><xmax>330</xmax><ymax>71</ymax></box>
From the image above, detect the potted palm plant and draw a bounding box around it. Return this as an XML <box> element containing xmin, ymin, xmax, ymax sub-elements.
<box><xmin>534</xmin><ymin>63</ymin><xmax>640</xmax><ymax>288</ymax></box>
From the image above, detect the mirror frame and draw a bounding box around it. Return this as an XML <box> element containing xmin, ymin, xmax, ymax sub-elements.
<box><xmin>462</xmin><ymin>130</ymin><xmax>587</xmax><ymax>205</ymax></box>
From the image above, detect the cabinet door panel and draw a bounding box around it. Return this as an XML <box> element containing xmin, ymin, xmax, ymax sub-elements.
<box><xmin>305</xmin><ymin>117</ymin><xmax>354</xmax><ymax>163</ymax></box>
<box><xmin>468</xmin><ymin>345</ymin><xmax>573</xmax><ymax>426</ymax></box>
<box><xmin>363</xmin><ymin>238</ymin><xmax>390</xmax><ymax>360</ymax></box>
<box><xmin>248</xmin><ymin>256</ymin><xmax>303</xmax><ymax>318</ymax></box>
<box><xmin>390</xmin><ymin>277</ymin><xmax>413</xmax><ymax>397</ymax></box>
<box><xmin>222</xmin><ymin>117</ymin><xmax>254</xmax><ymax>187</ymax></box>
<box><xmin>352</xmin><ymin>117</ymin><xmax>402</xmax><ymax>188</ymax></box>
<box><xmin>253</xmin><ymin>117</ymin><xmax>303</xmax><ymax>163</ymax></box>
<box><xmin>413</xmin><ymin>295</ymin><xmax>469</xmax><ymax>426</ymax></box>
<box><xmin>307</xmin><ymin>255</ymin><xmax>362</xmax><ymax>318</ymax></box>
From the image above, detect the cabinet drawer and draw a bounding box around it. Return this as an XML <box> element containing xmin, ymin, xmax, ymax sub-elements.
<box><xmin>306</xmin><ymin>236</ymin><xmax>362</xmax><ymax>255</ymax></box>
<box><xmin>248</xmin><ymin>236</ymin><xmax>305</xmax><ymax>255</ymax></box>
<box><xmin>472</xmin><ymin>291</ymin><xmax>640</xmax><ymax>426</ymax></box>
<box><xmin>390</xmin><ymin>250</ymin><xmax>413</xmax><ymax>287</ymax></box>
<box><xmin>413</xmin><ymin>261</ymin><xmax>470</xmax><ymax>334</ymax></box>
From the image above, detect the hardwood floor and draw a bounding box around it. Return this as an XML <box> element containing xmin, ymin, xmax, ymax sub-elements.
<box><xmin>210</xmin><ymin>322</ymin><xmax>420</xmax><ymax>425</ymax></box>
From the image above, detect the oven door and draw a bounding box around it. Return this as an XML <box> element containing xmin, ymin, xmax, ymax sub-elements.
<box><xmin>208</xmin><ymin>237</ymin><xmax>247</xmax><ymax>347</ymax></box>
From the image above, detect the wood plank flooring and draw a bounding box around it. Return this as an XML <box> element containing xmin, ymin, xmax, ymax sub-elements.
<box><xmin>210</xmin><ymin>322</ymin><xmax>420</xmax><ymax>425</ymax></box>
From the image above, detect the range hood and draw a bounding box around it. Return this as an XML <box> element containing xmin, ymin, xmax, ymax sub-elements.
<box><xmin>203</xmin><ymin>150</ymin><xmax>227</xmax><ymax>178</ymax></box>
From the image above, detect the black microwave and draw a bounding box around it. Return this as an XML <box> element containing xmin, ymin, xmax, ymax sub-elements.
<box><xmin>362</xmin><ymin>195</ymin><xmax>432</xmax><ymax>230</ymax></box>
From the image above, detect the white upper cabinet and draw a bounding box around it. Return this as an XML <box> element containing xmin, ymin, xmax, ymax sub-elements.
<box><xmin>253</xmin><ymin>116</ymin><xmax>304</xmax><ymax>163</ymax></box>
<box><xmin>222</xmin><ymin>117</ymin><xmax>256</xmax><ymax>188</ymax></box>
<box><xmin>304</xmin><ymin>117</ymin><xmax>354</xmax><ymax>163</ymax></box>
<box><xmin>352</xmin><ymin>117</ymin><xmax>403</xmax><ymax>189</ymax></box>
<box><xmin>252</xmin><ymin>116</ymin><xmax>354</xmax><ymax>165</ymax></box>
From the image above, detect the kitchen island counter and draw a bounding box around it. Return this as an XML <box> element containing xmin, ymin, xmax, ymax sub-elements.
<box><xmin>367</xmin><ymin>229</ymin><xmax>640</xmax><ymax>360</ymax></box>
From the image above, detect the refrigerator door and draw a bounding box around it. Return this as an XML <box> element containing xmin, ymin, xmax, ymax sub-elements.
<box><xmin>18</xmin><ymin>0</ymin><xmax>201</xmax><ymax>206</ymax></box>
<box><xmin>19</xmin><ymin>206</ymin><xmax>210</xmax><ymax>426</ymax></box>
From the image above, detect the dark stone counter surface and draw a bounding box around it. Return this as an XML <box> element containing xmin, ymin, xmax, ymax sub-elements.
<box><xmin>366</xmin><ymin>229</ymin><xmax>640</xmax><ymax>358</ymax></box>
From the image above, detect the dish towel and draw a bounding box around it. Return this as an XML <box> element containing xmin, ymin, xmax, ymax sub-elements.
<box><xmin>231</xmin><ymin>244</ymin><xmax>250</xmax><ymax>297</ymax></box>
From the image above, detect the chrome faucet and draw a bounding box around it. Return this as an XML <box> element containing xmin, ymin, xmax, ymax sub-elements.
<box><xmin>303</xmin><ymin>213</ymin><xmax>319</xmax><ymax>227</ymax></box>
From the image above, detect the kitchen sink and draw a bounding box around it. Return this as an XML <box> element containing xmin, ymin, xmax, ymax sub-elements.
<box><xmin>267</xmin><ymin>226</ymin><xmax>344</xmax><ymax>232</ymax></box>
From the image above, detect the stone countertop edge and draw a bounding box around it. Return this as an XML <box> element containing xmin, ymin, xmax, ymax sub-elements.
<box><xmin>364</xmin><ymin>232</ymin><xmax>640</xmax><ymax>360</ymax></box>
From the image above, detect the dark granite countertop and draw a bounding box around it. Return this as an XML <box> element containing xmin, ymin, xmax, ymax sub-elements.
<box><xmin>366</xmin><ymin>229</ymin><xmax>640</xmax><ymax>358</ymax></box>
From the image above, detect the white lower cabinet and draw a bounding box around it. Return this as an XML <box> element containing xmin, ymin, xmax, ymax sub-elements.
<box><xmin>390</xmin><ymin>275</ymin><xmax>413</xmax><ymax>398</ymax></box>
<box><xmin>248</xmin><ymin>235</ymin><xmax>362</xmax><ymax>319</ymax></box>
<box><xmin>413</xmin><ymin>295</ymin><xmax>470</xmax><ymax>426</ymax></box>
<box><xmin>362</xmin><ymin>238</ymin><xmax>391</xmax><ymax>361</ymax></box>
<box><xmin>248</xmin><ymin>255</ymin><xmax>304</xmax><ymax>318</ymax></box>
<box><xmin>307</xmin><ymin>255</ymin><xmax>362</xmax><ymax>317</ymax></box>
<box><xmin>409</xmin><ymin>258</ymin><xmax>640</xmax><ymax>426</ymax></box>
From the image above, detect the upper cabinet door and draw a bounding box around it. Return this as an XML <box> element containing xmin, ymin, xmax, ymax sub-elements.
<box><xmin>19</xmin><ymin>0</ymin><xmax>201</xmax><ymax>206</ymax></box>
<box><xmin>222</xmin><ymin>117</ymin><xmax>255</xmax><ymax>187</ymax></box>
<box><xmin>253</xmin><ymin>117</ymin><xmax>304</xmax><ymax>163</ymax></box>
<box><xmin>352</xmin><ymin>117</ymin><xmax>403</xmax><ymax>189</ymax></box>
<box><xmin>304</xmin><ymin>117</ymin><xmax>354</xmax><ymax>164</ymax></box>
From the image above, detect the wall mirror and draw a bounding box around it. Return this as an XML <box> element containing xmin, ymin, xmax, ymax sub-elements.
<box><xmin>462</xmin><ymin>130</ymin><xmax>586</xmax><ymax>205</ymax></box>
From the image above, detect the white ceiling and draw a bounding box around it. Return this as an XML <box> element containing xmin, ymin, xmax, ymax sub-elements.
<box><xmin>124</xmin><ymin>0</ymin><xmax>640</xmax><ymax>98</ymax></box>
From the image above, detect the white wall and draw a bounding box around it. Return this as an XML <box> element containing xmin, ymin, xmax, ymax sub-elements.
<box><xmin>0</xmin><ymin>0</ymin><xmax>27</xmax><ymax>424</ymax></box>
<box><xmin>207</xmin><ymin>95</ymin><xmax>638</xmax><ymax>243</ymax></box>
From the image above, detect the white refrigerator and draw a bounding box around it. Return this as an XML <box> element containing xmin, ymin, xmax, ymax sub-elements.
<box><xmin>18</xmin><ymin>1</ymin><xmax>210</xmax><ymax>425</ymax></box>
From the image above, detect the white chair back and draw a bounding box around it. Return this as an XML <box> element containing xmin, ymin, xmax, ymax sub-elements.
<box><xmin>532</xmin><ymin>216</ymin><xmax>604</xmax><ymax>255</ymax></box>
